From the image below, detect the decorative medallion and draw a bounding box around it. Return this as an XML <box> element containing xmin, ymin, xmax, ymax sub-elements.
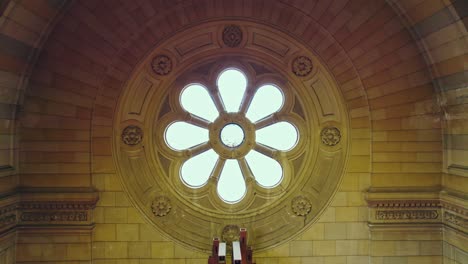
<box><xmin>122</xmin><ymin>125</ymin><xmax>143</xmax><ymax>146</ymax></box>
<box><xmin>222</xmin><ymin>25</ymin><xmax>243</xmax><ymax>48</ymax></box>
<box><xmin>292</xmin><ymin>56</ymin><xmax>313</xmax><ymax>77</ymax></box>
<box><xmin>151</xmin><ymin>196</ymin><xmax>171</xmax><ymax>217</ymax></box>
<box><xmin>151</xmin><ymin>55</ymin><xmax>172</xmax><ymax>76</ymax></box>
<box><xmin>292</xmin><ymin>196</ymin><xmax>312</xmax><ymax>216</ymax></box>
<box><xmin>321</xmin><ymin>127</ymin><xmax>341</xmax><ymax>146</ymax></box>
<box><xmin>221</xmin><ymin>225</ymin><xmax>240</xmax><ymax>244</ymax></box>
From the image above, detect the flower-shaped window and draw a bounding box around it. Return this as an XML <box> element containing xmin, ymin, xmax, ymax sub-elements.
<box><xmin>164</xmin><ymin>69</ymin><xmax>299</xmax><ymax>204</ymax></box>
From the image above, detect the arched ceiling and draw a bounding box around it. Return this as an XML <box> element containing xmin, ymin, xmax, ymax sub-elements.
<box><xmin>0</xmin><ymin>0</ymin><xmax>465</xmax><ymax>191</ymax></box>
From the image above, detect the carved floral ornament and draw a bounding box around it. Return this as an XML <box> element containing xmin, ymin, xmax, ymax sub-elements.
<box><xmin>151</xmin><ymin>54</ymin><xmax>172</xmax><ymax>76</ymax></box>
<box><xmin>321</xmin><ymin>127</ymin><xmax>341</xmax><ymax>146</ymax></box>
<box><xmin>122</xmin><ymin>125</ymin><xmax>143</xmax><ymax>146</ymax></box>
<box><xmin>222</xmin><ymin>225</ymin><xmax>240</xmax><ymax>244</ymax></box>
<box><xmin>292</xmin><ymin>56</ymin><xmax>313</xmax><ymax>77</ymax></box>
<box><xmin>151</xmin><ymin>196</ymin><xmax>171</xmax><ymax>217</ymax></box>
<box><xmin>291</xmin><ymin>196</ymin><xmax>312</xmax><ymax>216</ymax></box>
<box><xmin>222</xmin><ymin>25</ymin><xmax>243</xmax><ymax>47</ymax></box>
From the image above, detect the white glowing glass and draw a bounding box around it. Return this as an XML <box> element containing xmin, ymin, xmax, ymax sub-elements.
<box><xmin>246</xmin><ymin>150</ymin><xmax>282</xmax><ymax>187</ymax></box>
<box><xmin>165</xmin><ymin>122</ymin><xmax>208</xmax><ymax>150</ymax></box>
<box><xmin>256</xmin><ymin>122</ymin><xmax>298</xmax><ymax>151</ymax></box>
<box><xmin>246</xmin><ymin>84</ymin><xmax>283</xmax><ymax>123</ymax></box>
<box><xmin>181</xmin><ymin>84</ymin><xmax>219</xmax><ymax>122</ymax></box>
<box><xmin>181</xmin><ymin>149</ymin><xmax>218</xmax><ymax>187</ymax></box>
<box><xmin>217</xmin><ymin>69</ymin><xmax>247</xmax><ymax>112</ymax></box>
<box><xmin>220</xmin><ymin>123</ymin><xmax>244</xmax><ymax>148</ymax></box>
<box><xmin>217</xmin><ymin>160</ymin><xmax>246</xmax><ymax>203</ymax></box>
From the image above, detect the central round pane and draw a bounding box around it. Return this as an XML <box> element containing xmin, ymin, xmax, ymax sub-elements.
<box><xmin>220</xmin><ymin>123</ymin><xmax>244</xmax><ymax>148</ymax></box>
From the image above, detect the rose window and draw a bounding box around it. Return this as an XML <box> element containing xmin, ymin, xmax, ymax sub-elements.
<box><xmin>164</xmin><ymin>69</ymin><xmax>299</xmax><ymax>204</ymax></box>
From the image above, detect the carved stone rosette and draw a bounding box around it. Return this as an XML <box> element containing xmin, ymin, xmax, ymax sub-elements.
<box><xmin>291</xmin><ymin>196</ymin><xmax>312</xmax><ymax>216</ymax></box>
<box><xmin>151</xmin><ymin>196</ymin><xmax>171</xmax><ymax>217</ymax></box>
<box><xmin>221</xmin><ymin>225</ymin><xmax>240</xmax><ymax>244</ymax></box>
<box><xmin>292</xmin><ymin>56</ymin><xmax>313</xmax><ymax>77</ymax></box>
<box><xmin>151</xmin><ymin>55</ymin><xmax>172</xmax><ymax>75</ymax></box>
<box><xmin>321</xmin><ymin>127</ymin><xmax>341</xmax><ymax>146</ymax></box>
<box><xmin>122</xmin><ymin>125</ymin><xmax>143</xmax><ymax>146</ymax></box>
<box><xmin>222</xmin><ymin>25</ymin><xmax>243</xmax><ymax>47</ymax></box>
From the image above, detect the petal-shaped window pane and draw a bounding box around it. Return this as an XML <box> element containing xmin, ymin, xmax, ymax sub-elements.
<box><xmin>217</xmin><ymin>69</ymin><xmax>247</xmax><ymax>112</ymax></box>
<box><xmin>181</xmin><ymin>149</ymin><xmax>218</xmax><ymax>187</ymax></box>
<box><xmin>256</xmin><ymin>121</ymin><xmax>298</xmax><ymax>151</ymax></box>
<box><xmin>217</xmin><ymin>160</ymin><xmax>246</xmax><ymax>203</ymax></box>
<box><xmin>246</xmin><ymin>150</ymin><xmax>282</xmax><ymax>188</ymax></box>
<box><xmin>165</xmin><ymin>121</ymin><xmax>208</xmax><ymax>150</ymax></box>
<box><xmin>181</xmin><ymin>84</ymin><xmax>219</xmax><ymax>122</ymax></box>
<box><xmin>246</xmin><ymin>85</ymin><xmax>284</xmax><ymax>123</ymax></box>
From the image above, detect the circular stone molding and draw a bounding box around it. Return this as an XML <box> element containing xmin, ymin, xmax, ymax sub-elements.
<box><xmin>113</xmin><ymin>21</ymin><xmax>349</xmax><ymax>252</ymax></box>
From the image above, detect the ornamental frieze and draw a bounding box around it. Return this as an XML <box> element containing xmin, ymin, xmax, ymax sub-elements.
<box><xmin>19</xmin><ymin>201</ymin><xmax>96</xmax><ymax>210</ymax></box>
<box><xmin>0</xmin><ymin>214</ymin><xmax>16</xmax><ymax>228</ymax></box>
<box><xmin>20</xmin><ymin>211</ymin><xmax>87</xmax><ymax>222</ymax></box>
<box><xmin>444</xmin><ymin>212</ymin><xmax>467</xmax><ymax>230</ymax></box>
<box><xmin>376</xmin><ymin>210</ymin><xmax>439</xmax><ymax>220</ymax></box>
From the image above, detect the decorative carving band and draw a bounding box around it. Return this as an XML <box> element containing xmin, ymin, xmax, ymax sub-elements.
<box><xmin>151</xmin><ymin>55</ymin><xmax>172</xmax><ymax>76</ymax></box>
<box><xmin>221</xmin><ymin>225</ymin><xmax>240</xmax><ymax>244</ymax></box>
<box><xmin>441</xmin><ymin>201</ymin><xmax>467</xmax><ymax>216</ymax></box>
<box><xmin>292</xmin><ymin>56</ymin><xmax>313</xmax><ymax>77</ymax></box>
<box><xmin>19</xmin><ymin>201</ymin><xmax>96</xmax><ymax>210</ymax></box>
<box><xmin>368</xmin><ymin>200</ymin><xmax>441</xmax><ymax>208</ymax></box>
<box><xmin>444</xmin><ymin>212</ymin><xmax>467</xmax><ymax>229</ymax></box>
<box><xmin>151</xmin><ymin>196</ymin><xmax>171</xmax><ymax>217</ymax></box>
<box><xmin>291</xmin><ymin>196</ymin><xmax>312</xmax><ymax>216</ymax></box>
<box><xmin>376</xmin><ymin>210</ymin><xmax>439</xmax><ymax>220</ymax></box>
<box><xmin>222</xmin><ymin>25</ymin><xmax>243</xmax><ymax>47</ymax></box>
<box><xmin>321</xmin><ymin>127</ymin><xmax>341</xmax><ymax>146</ymax></box>
<box><xmin>122</xmin><ymin>125</ymin><xmax>143</xmax><ymax>146</ymax></box>
<box><xmin>20</xmin><ymin>211</ymin><xmax>87</xmax><ymax>222</ymax></box>
<box><xmin>0</xmin><ymin>214</ymin><xmax>16</xmax><ymax>228</ymax></box>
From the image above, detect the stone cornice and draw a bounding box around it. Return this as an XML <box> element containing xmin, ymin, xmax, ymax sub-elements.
<box><xmin>366</xmin><ymin>189</ymin><xmax>467</xmax><ymax>234</ymax></box>
<box><xmin>0</xmin><ymin>188</ymin><xmax>98</xmax><ymax>235</ymax></box>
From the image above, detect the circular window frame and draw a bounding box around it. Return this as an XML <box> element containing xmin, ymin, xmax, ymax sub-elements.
<box><xmin>156</xmin><ymin>61</ymin><xmax>302</xmax><ymax>210</ymax></box>
<box><xmin>113</xmin><ymin>21</ymin><xmax>349</xmax><ymax>253</ymax></box>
